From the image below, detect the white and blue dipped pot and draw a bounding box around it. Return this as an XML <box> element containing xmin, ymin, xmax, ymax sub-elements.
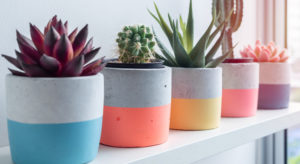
<box><xmin>5</xmin><ymin>74</ymin><xmax>104</xmax><ymax>164</ymax></box>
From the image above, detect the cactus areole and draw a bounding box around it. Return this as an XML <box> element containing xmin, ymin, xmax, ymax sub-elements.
<box><xmin>213</xmin><ymin>0</ymin><xmax>243</xmax><ymax>58</ymax></box>
<box><xmin>106</xmin><ymin>25</ymin><xmax>164</xmax><ymax>69</ymax></box>
<box><xmin>2</xmin><ymin>15</ymin><xmax>107</xmax><ymax>77</ymax></box>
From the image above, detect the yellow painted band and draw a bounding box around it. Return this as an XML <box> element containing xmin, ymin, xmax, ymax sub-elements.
<box><xmin>170</xmin><ymin>97</ymin><xmax>221</xmax><ymax>130</ymax></box>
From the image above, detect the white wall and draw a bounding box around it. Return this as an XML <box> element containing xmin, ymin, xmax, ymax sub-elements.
<box><xmin>0</xmin><ymin>0</ymin><xmax>257</xmax><ymax>149</ymax></box>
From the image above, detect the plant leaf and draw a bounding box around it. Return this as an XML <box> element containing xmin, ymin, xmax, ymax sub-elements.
<box><xmin>148</xmin><ymin>9</ymin><xmax>161</xmax><ymax>25</ymax></box>
<box><xmin>53</xmin><ymin>34</ymin><xmax>74</xmax><ymax>65</ymax></box>
<box><xmin>155</xmin><ymin>52</ymin><xmax>175</xmax><ymax>67</ymax></box>
<box><xmin>205</xmin><ymin>26</ymin><xmax>226</xmax><ymax>64</ymax></box>
<box><xmin>179</xmin><ymin>15</ymin><xmax>188</xmax><ymax>50</ymax></box>
<box><xmin>68</xmin><ymin>28</ymin><xmax>78</xmax><ymax>43</ymax></box>
<box><xmin>21</xmin><ymin>63</ymin><xmax>49</xmax><ymax>77</ymax></box>
<box><xmin>64</xmin><ymin>21</ymin><xmax>68</xmax><ymax>34</ymax></box>
<box><xmin>61</xmin><ymin>55</ymin><xmax>84</xmax><ymax>77</ymax></box>
<box><xmin>79</xmin><ymin>38</ymin><xmax>93</xmax><ymax>56</ymax></box>
<box><xmin>81</xmin><ymin>57</ymin><xmax>106</xmax><ymax>76</ymax></box>
<box><xmin>172</xmin><ymin>21</ymin><xmax>192</xmax><ymax>67</ymax></box>
<box><xmin>30</xmin><ymin>23</ymin><xmax>45</xmax><ymax>54</ymax></box>
<box><xmin>55</xmin><ymin>20</ymin><xmax>67</xmax><ymax>35</ymax></box>
<box><xmin>152</xmin><ymin>3</ymin><xmax>173</xmax><ymax>44</ymax></box>
<box><xmin>15</xmin><ymin>50</ymin><xmax>36</xmax><ymax>65</ymax></box>
<box><xmin>207</xmin><ymin>9</ymin><xmax>233</xmax><ymax>48</ymax></box>
<box><xmin>186</xmin><ymin>0</ymin><xmax>194</xmax><ymax>53</ymax></box>
<box><xmin>205</xmin><ymin>44</ymin><xmax>236</xmax><ymax>68</ymax></box>
<box><xmin>40</xmin><ymin>54</ymin><xmax>61</xmax><ymax>73</ymax></box>
<box><xmin>44</xmin><ymin>27</ymin><xmax>61</xmax><ymax>56</ymax></box>
<box><xmin>8</xmin><ymin>68</ymin><xmax>26</xmax><ymax>76</ymax></box>
<box><xmin>153</xmin><ymin>28</ymin><xmax>177</xmax><ymax>66</ymax></box>
<box><xmin>84</xmin><ymin>47</ymin><xmax>101</xmax><ymax>64</ymax></box>
<box><xmin>50</xmin><ymin>15</ymin><xmax>58</xmax><ymax>27</ymax></box>
<box><xmin>189</xmin><ymin>8</ymin><xmax>216</xmax><ymax>67</ymax></box>
<box><xmin>16</xmin><ymin>31</ymin><xmax>40</xmax><ymax>61</ymax></box>
<box><xmin>1</xmin><ymin>54</ymin><xmax>22</xmax><ymax>70</ymax></box>
<box><xmin>73</xmin><ymin>25</ymin><xmax>88</xmax><ymax>56</ymax></box>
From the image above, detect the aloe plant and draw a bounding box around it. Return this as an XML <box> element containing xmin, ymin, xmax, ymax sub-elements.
<box><xmin>116</xmin><ymin>25</ymin><xmax>156</xmax><ymax>63</ymax></box>
<box><xmin>148</xmin><ymin>0</ymin><xmax>234</xmax><ymax>68</ymax></box>
<box><xmin>2</xmin><ymin>15</ymin><xmax>107</xmax><ymax>77</ymax></box>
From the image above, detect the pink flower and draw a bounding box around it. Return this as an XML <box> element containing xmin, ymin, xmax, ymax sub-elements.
<box><xmin>240</xmin><ymin>40</ymin><xmax>289</xmax><ymax>62</ymax></box>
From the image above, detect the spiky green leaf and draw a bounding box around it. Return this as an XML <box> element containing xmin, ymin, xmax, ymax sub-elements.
<box><xmin>152</xmin><ymin>28</ymin><xmax>177</xmax><ymax>66</ymax></box>
<box><xmin>189</xmin><ymin>8</ymin><xmax>216</xmax><ymax>67</ymax></box>
<box><xmin>172</xmin><ymin>21</ymin><xmax>192</xmax><ymax>67</ymax></box>
<box><xmin>186</xmin><ymin>0</ymin><xmax>194</xmax><ymax>53</ymax></box>
<box><xmin>205</xmin><ymin>44</ymin><xmax>236</xmax><ymax>68</ymax></box>
<box><xmin>205</xmin><ymin>26</ymin><xmax>226</xmax><ymax>64</ymax></box>
<box><xmin>152</xmin><ymin>3</ymin><xmax>173</xmax><ymax>44</ymax></box>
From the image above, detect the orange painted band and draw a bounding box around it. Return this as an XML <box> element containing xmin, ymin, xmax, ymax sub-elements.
<box><xmin>101</xmin><ymin>104</ymin><xmax>171</xmax><ymax>147</ymax></box>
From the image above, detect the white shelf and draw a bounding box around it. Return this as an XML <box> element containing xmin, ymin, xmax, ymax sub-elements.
<box><xmin>2</xmin><ymin>102</ymin><xmax>300</xmax><ymax>164</ymax></box>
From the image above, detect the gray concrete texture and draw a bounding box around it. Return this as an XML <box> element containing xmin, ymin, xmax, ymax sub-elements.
<box><xmin>172</xmin><ymin>67</ymin><xmax>222</xmax><ymax>99</ymax></box>
<box><xmin>103</xmin><ymin>67</ymin><xmax>172</xmax><ymax>108</ymax></box>
<box><xmin>221</xmin><ymin>63</ymin><xmax>259</xmax><ymax>89</ymax></box>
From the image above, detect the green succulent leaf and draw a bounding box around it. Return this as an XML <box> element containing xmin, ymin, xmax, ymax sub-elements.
<box><xmin>207</xmin><ymin>20</ymin><xmax>224</xmax><ymax>48</ymax></box>
<box><xmin>186</xmin><ymin>0</ymin><xmax>194</xmax><ymax>53</ymax></box>
<box><xmin>172</xmin><ymin>21</ymin><xmax>192</xmax><ymax>67</ymax></box>
<box><xmin>189</xmin><ymin>7</ymin><xmax>216</xmax><ymax>67</ymax></box>
<box><xmin>148</xmin><ymin>9</ymin><xmax>161</xmax><ymax>25</ymax></box>
<box><xmin>152</xmin><ymin>3</ymin><xmax>173</xmax><ymax>44</ymax></box>
<box><xmin>205</xmin><ymin>43</ymin><xmax>237</xmax><ymax>68</ymax></box>
<box><xmin>155</xmin><ymin>52</ymin><xmax>175</xmax><ymax>67</ymax></box>
<box><xmin>152</xmin><ymin>27</ymin><xmax>177</xmax><ymax>65</ymax></box>
<box><xmin>205</xmin><ymin>26</ymin><xmax>226</xmax><ymax>64</ymax></box>
<box><xmin>179</xmin><ymin>15</ymin><xmax>188</xmax><ymax>50</ymax></box>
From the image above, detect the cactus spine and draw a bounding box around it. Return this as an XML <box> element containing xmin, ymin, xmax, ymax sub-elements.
<box><xmin>212</xmin><ymin>0</ymin><xmax>243</xmax><ymax>58</ymax></box>
<box><xmin>116</xmin><ymin>25</ymin><xmax>156</xmax><ymax>64</ymax></box>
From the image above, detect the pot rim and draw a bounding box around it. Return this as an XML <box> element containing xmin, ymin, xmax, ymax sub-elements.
<box><xmin>6</xmin><ymin>74</ymin><xmax>103</xmax><ymax>80</ymax></box>
<box><xmin>257</xmin><ymin>62</ymin><xmax>290</xmax><ymax>65</ymax></box>
<box><xmin>104</xmin><ymin>66</ymin><xmax>170</xmax><ymax>71</ymax></box>
<box><xmin>171</xmin><ymin>67</ymin><xmax>221</xmax><ymax>71</ymax></box>
<box><xmin>221</xmin><ymin>62</ymin><xmax>259</xmax><ymax>66</ymax></box>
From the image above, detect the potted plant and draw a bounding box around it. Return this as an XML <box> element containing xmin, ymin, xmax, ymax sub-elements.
<box><xmin>240</xmin><ymin>40</ymin><xmax>290</xmax><ymax>109</ymax></box>
<box><xmin>2</xmin><ymin>15</ymin><xmax>106</xmax><ymax>164</ymax></box>
<box><xmin>100</xmin><ymin>25</ymin><xmax>172</xmax><ymax>147</ymax></box>
<box><xmin>149</xmin><ymin>0</ymin><xmax>230</xmax><ymax>130</ymax></box>
<box><xmin>212</xmin><ymin>0</ymin><xmax>260</xmax><ymax>117</ymax></box>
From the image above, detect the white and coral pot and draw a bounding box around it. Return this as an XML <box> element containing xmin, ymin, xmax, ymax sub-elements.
<box><xmin>220</xmin><ymin>62</ymin><xmax>259</xmax><ymax>117</ymax></box>
<box><xmin>6</xmin><ymin>75</ymin><xmax>104</xmax><ymax>164</ymax></box>
<box><xmin>100</xmin><ymin>67</ymin><xmax>172</xmax><ymax>147</ymax></box>
<box><xmin>258</xmin><ymin>62</ymin><xmax>291</xmax><ymax>109</ymax></box>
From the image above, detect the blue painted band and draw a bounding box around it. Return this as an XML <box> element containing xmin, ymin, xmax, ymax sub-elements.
<box><xmin>258</xmin><ymin>84</ymin><xmax>290</xmax><ymax>109</ymax></box>
<box><xmin>7</xmin><ymin>117</ymin><xmax>102</xmax><ymax>164</ymax></box>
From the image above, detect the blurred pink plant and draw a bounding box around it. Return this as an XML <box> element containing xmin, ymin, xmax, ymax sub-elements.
<box><xmin>240</xmin><ymin>40</ymin><xmax>289</xmax><ymax>62</ymax></box>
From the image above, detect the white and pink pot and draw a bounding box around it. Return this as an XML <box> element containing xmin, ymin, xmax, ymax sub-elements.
<box><xmin>221</xmin><ymin>59</ymin><xmax>259</xmax><ymax>117</ymax></box>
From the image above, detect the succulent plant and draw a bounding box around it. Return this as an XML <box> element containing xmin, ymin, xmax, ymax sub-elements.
<box><xmin>240</xmin><ymin>40</ymin><xmax>289</xmax><ymax>62</ymax></box>
<box><xmin>212</xmin><ymin>0</ymin><xmax>243</xmax><ymax>58</ymax></box>
<box><xmin>116</xmin><ymin>25</ymin><xmax>156</xmax><ymax>64</ymax></box>
<box><xmin>2</xmin><ymin>15</ymin><xmax>106</xmax><ymax>77</ymax></box>
<box><xmin>148</xmin><ymin>0</ymin><xmax>233</xmax><ymax>68</ymax></box>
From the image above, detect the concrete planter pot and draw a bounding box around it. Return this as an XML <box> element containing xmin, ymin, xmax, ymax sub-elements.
<box><xmin>220</xmin><ymin>63</ymin><xmax>259</xmax><ymax>117</ymax></box>
<box><xmin>258</xmin><ymin>62</ymin><xmax>291</xmax><ymax>109</ymax></box>
<box><xmin>6</xmin><ymin>75</ymin><xmax>104</xmax><ymax>164</ymax></box>
<box><xmin>170</xmin><ymin>67</ymin><xmax>222</xmax><ymax>130</ymax></box>
<box><xmin>100</xmin><ymin>67</ymin><xmax>171</xmax><ymax>147</ymax></box>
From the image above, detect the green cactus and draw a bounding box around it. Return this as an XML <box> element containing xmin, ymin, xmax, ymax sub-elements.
<box><xmin>116</xmin><ymin>25</ymin><xmax>156</xmax><ymax>63</ymax></box>
<box><xmin>212</xmin><ymin>0</ymin><xmax>243</xmax><ymax>58</ymax></box>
